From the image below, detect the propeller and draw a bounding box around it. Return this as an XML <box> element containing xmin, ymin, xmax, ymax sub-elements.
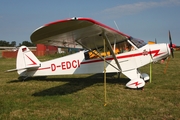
<box><xmin>169</xmin><ymin>30</ymin><xmax>174</xmax><ymax>58</ymax></box>
<box><xmin>164</xmin><ymin>30</ymin><xmax>175</xmax><ymax>74</ymax></box>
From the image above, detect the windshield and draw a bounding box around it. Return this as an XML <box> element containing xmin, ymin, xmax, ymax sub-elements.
<box><xmin>130</xmin><ymin>37</ymin><xmax>146</xmax><ymax>48</ymax></box>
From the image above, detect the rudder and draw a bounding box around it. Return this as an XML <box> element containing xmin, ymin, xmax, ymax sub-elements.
<box><xmin>16</xmin><ymin>46</ymin><xmax>41</xmax><ymax>76</ymax></box>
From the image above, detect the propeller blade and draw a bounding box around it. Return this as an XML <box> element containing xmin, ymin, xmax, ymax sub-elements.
<box><xmin>164</xmin><ymin>30</ymin><xmax>175</xmax><ymax>74</ymax></box>
<box><xmin>169</xmin><ymin>30</ymin><xmax>174</xmax><ymax>58</ymax></box>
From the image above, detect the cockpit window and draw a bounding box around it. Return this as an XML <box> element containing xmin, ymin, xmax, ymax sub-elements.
<box><xmin>84</xmin><ymin>40</ymin><xmax>136</xmax><ymax>60</ymax></box>
<box><xmin>130</xmin><ymin>37</ymin><xmax>146</xmax><ymax>48</ymax></box>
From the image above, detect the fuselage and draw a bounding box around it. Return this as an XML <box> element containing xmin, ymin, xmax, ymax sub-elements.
<box><xmin>25</xmin><ymin>43</ymin><xmax>170</xmax><ymax>79</ymax></box>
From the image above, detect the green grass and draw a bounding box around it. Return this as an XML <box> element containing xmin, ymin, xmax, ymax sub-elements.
<box><xmin>0</xmin><ymin>52</ymin><xmax>180</xmax><ymax>120</ymax></box>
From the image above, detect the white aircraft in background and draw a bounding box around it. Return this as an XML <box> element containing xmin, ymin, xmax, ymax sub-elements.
<box><xmin>7</xmin><ymin>17</ymin><xmax>175</xmax><ymax>89</ymax></box>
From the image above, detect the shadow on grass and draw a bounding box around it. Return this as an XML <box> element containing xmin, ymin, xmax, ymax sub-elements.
<box><xmin>7</xmin><ymin>73</ymin><xmax>129</xmax><ymax>96</ymax></box>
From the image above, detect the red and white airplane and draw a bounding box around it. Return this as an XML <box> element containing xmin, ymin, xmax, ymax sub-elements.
<box><xmin>8</xmin><ymin>17</ymin><xmax>175</xmax><ymax>89</ymax></box>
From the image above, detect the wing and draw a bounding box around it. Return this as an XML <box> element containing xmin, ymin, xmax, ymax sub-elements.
<box><xmin>30</xmin><ymin>17</ymin><xmax>131</xmax><ymax>49</ymax></box>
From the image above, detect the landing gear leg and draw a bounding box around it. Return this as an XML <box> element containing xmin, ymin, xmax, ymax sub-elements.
<box><xmin>117</xmin><ymin>72</ymin><xmax>121</xmax><ymax>79</ymax></box>
<box><xmin>18</xmin><ymin>76</ymin><xmax>29</xmax><ymax>81</ymax></box>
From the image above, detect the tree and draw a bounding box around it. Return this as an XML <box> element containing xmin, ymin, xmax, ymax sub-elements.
<box><xmin>0</xmin><ymin>40</ymin><xmax>11</xmax><ymax>46</ymax></box>
<box><xmin>0</xmin><ymin>40</ymin><xmax>35</xmax><ymax>47</ymax></box>
<box><xmin>10</xmin><ymin>41</ymin><xmax>16</xmax><ymax>47</ymax></box>
<box><xmin>20</xmin><ymin>41</ymin><xmax>35</xmax><ymax>47</ymax></box>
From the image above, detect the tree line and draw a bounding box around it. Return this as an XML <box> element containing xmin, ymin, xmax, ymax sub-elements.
<box><xmin>0</xmin><ymin>40</ymin><xmax>35</xmax><ymax>47</ymax></box>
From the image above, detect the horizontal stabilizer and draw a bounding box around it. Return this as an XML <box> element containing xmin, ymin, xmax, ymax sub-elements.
<box><xmin>6</xmin><ymin>64</ymin><xmax>40</xmax><ymax>72</ymax></box>
<box><xmin>6</xmin><ymin>68</ymin><xmax>18</xmax><ymax>72</ymax></box>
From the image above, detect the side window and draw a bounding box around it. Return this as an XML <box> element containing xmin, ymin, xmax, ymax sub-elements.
<box><xmin>84</xmin><ymin>47</ymin><xmax>111</xmax><ymax>60</ymax></box>
<box><xmin>84</xmin><ymin>41</ymin><xmax>135</xmax><ymax>60</ymax></box>
<box><xmin>116</xmin><ymin>41</ymin><xmax>134</xmax><ymax>53</ymax></box>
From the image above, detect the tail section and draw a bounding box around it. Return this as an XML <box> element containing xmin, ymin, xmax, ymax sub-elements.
<box><xmin>7</xmin><ymin>46</ymin><xmax>41</xmax><ymax>77</ymax></box>
<box><xmin>16</xmin><ymin>46</ymin><xmax>41</xmax><ymax>76</ymax></box>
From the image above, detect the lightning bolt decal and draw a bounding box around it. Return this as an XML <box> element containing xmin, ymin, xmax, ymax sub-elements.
<box><xmin>130</xmin><ymin>81</ymin><xmax>142</xmax><ymax>86</ymax></box>
<box><xmin>150</xmin><ymin>50</ymin><xmax>164</xmax><ymax>57</ymax></box>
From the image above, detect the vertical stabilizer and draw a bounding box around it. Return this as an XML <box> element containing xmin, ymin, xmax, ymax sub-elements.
<box><xmin>16</xmin><ymin>46</ymin><xmax>41</xmax><ymax>75</ymax></box>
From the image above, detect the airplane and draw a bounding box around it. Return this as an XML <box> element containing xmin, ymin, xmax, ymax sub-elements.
<box><xmin>7</xmin><ymin>17</ymin><xmax>175</xmax><ymax>89</ymax></box>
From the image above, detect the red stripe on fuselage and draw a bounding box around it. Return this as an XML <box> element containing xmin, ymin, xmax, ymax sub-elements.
<box><xmin>81</xmin><ymin>50</ymin><xmax>163</xmax><ymax>65</ymax></box>
<box><xmin>81</xmin><ymin>53</ymin><xmax>141</xmax><ymax>65</ymax></box>
<box><xmin>38</xmin><ymin>67</ymin><xmax>50</xmax><ymax>70</ymax></box>
<box><xmin>28</xmin><ymin>50</ymin><xmax>164</xmax><ymax>71</ymax></box>
<box><xmin>26</xmin><ymin>67</ymin><xmax>50</xmax><ymax>72</ymax></box>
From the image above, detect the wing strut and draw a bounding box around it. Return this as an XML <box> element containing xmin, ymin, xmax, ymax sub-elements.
<box><xmin>103</xmin><ymin>38</ymin><xmax>107</xmax><ymax>106</ymax></box>
<box><xmin>102</xmin><ymin>33</ymin><xmax>122</xmax><ymax>72</ymax></box>
<box><xmin>76</xmin><ymin>40</ymin><xmax>121</xmax><ymax>72</ymax></box>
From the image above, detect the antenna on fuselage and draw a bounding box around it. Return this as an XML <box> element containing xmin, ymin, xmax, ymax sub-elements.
<box><xmin>114</xmin><ymin>21</ymin><xmax>120</xmax><ymax>31</ymax></box>
<box><xmin>155</xmin><ymin>38</ymin><xmax>157</xmax><ymax>44</ymax></box>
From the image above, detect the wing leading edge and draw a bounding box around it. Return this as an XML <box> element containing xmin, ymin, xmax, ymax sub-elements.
<box><xmin>30</xmin><ymin>17</ymin><xmax>131</xmax><ymax>49</ymax></box>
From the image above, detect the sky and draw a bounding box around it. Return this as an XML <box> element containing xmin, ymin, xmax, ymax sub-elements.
<box><xmin>0</xmin><ymin>0</ymin><xmax>180</xmax><ymax>45</ymax></box>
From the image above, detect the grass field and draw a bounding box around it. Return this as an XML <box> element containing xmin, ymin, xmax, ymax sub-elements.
<box><xmin>0</xmin><ymin>52</ymin><xmax>180</xmax><ymax>120</ymax></box>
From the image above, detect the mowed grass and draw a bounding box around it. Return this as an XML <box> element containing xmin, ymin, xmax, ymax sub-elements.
<box><xmin>0</xmin><ymin>52</ymin><xmax>180</xmax><ymax>120</ymax></box>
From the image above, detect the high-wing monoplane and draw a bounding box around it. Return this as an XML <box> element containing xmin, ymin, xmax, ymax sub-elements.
<box><xmin>8</xmin><ymin>17</ymin><xmax>175</xmax><ymax>89</ymax></box>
